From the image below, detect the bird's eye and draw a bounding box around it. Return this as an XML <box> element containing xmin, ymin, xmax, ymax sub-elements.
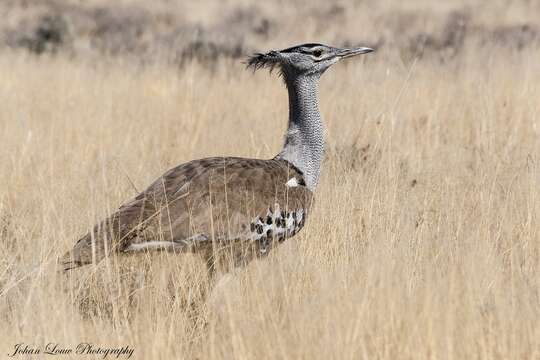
<box><xmin>312</xmin><ymin>49</ymin><xmax>323</xmax><ymax>57</ymax></box>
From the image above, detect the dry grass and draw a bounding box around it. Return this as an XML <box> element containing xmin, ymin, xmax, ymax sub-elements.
<box><xmin>1</xmin><ymin>43</ymin><xmax>540</xmax><ymax>359</ymax></box>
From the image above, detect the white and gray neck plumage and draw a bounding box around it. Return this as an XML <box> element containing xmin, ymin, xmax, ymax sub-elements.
<box><xmin>277</xmin><ymin>73</ymin><xmax>323</xmax><ymax>191</ymax></box>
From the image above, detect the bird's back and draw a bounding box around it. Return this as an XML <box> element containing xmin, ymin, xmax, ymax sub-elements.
<box><xmin>61</xmin><ymin>157</ymin><xmax>312</xmax><ymax>270</ymax></box>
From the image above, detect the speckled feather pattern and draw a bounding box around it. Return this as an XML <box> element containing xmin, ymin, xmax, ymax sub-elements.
<box><xmin>61</xmin><ymin>157</ymin><xmax>312</xmax><ymax>270</ymax></box>
<box><xmin>277</xmin><ymin>74</ymin><xmax>324</xmax><ymax>190</ymax></box>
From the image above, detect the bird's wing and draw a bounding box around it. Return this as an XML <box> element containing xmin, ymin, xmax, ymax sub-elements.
<box><xmin>126</xmin><ymin>157</ymin><xmax>313</xmax><ymax>251</ymax></box>
<box><xmin>61</xmin><ymin>157</ymin><xmax>312</xmax><ymax>270</ymax></box>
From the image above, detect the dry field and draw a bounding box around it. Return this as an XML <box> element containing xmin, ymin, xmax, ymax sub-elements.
<box><xmin>1</xmin><ymin>2</ymin><xmax>540</xmax><ymax>359</ymax></box>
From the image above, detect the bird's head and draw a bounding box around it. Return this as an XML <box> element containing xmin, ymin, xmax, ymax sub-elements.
<box><xmin>246</xmin><ymin>43</ymin><xmax>374</xmax><ymax>78</ymax></box>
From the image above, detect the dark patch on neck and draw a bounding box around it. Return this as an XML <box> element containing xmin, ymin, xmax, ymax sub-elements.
<box><xmin>275</xmin><ymin>157</ymin><xmax>307</xmax><ymax>182</ymax></box>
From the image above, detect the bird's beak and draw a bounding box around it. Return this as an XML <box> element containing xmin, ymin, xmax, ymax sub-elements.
<box><xmin>337</xmin><ymin>47</ymin><xmax>374</xmax><ymax>59</ymax></box>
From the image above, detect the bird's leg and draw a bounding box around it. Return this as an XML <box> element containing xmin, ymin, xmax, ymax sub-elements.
<box><xmin>204</xmin><ymin>250</ymin><xmax>241</xmax><ymax>311</ymax></box>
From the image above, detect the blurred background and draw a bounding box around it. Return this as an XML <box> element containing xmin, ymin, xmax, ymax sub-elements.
<box><xmin>1</xmin><ymin>0</ymin><xmax>539</xmax><ymax>64</ymax></box>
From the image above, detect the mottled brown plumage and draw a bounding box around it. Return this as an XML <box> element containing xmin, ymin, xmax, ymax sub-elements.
<box><xmin>61</xmin><ymin>42</ymin><xmax>373</xmax><ymax>272</ymax></box>
<box><xmin>61</xmin><ymin>157</ymin><xmax>312</xmax><ymax>271</ymax></box>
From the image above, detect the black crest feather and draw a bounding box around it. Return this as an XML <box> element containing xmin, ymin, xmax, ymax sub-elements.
<box><xmin>245</xmin><ymin>51</ymin><xmax>281</xmax><ymax>74</ymax></box>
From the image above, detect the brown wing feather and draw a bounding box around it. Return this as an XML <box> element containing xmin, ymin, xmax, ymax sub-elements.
<box><xmin>61</xmin><ymin>157</ymin><xmax>312</xmax><ymax>270</ymax></box>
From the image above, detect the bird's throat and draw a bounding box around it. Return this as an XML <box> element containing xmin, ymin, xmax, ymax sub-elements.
<box><xmin>277</xmin><ymin>74</ymin><xmax>324</xmax><ymax>191</ymax></box>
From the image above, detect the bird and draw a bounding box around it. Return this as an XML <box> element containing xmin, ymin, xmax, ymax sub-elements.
<box><xmin>60</xmin><ymin>43</ymin><xmax>374</xmax><ymax>274</ymax></box>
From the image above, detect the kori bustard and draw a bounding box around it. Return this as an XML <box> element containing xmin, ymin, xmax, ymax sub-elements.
<box><xmin>61</xmin><ymin>43</ymin><xmax>373</xmax><ymax>272</ymax></box>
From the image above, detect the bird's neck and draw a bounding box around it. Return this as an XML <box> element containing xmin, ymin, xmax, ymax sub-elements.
<box><xmin>277</xmin><ymin>74</ymin><xmax>324</xmax><ymax>191</ymax></box>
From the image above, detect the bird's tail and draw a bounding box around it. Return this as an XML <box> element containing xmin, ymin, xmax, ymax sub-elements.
<box><xmin>60</xmin><ymin>214</ymin><xmax>122</xmax><ymax>271</ymax></box>
<box><xmin>60</xmin><ymin>256</ymin><xmax>85</xmax><ymax>271</ymax></box>
<box><xmin>59</xmin><ymin>233</ymin><xmax>108</xmax><ymax>271</ymax></box>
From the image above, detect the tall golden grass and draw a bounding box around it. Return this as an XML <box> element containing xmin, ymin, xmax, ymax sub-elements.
<box><xmin>0</xmin><ymin>45</ymin><xmax>539</xmax><ymax>359</ymax></box>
